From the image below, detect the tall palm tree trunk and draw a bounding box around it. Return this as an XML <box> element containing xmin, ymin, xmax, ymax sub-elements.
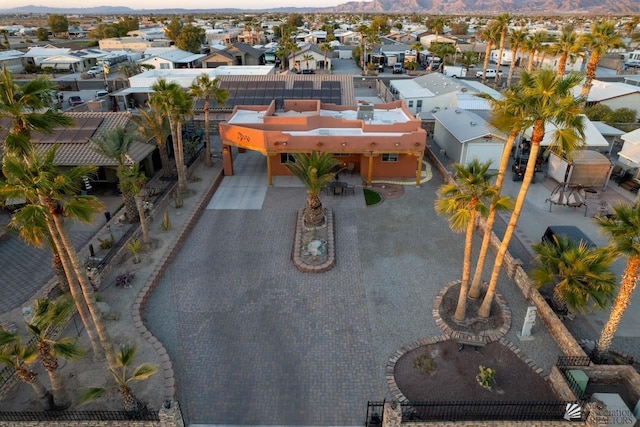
<box><xmin>50</xmin><ymin>210</ymin><xmax>118</xmax><ymax>370</ymax></box>
<box><xmin>52</xmin><ymin>251</ymin><xmax>69</xmax><ymax>293</ymax></box>
<box><xmin>135</xmin><ymin>194</ymin><xmax>150</xmax><ymax>245</ymax></box>
<box><xmin>478</xmin><ymin>124</ymin><xmax>543</xmax><ymax>318</ymax></box>
<box><xmin>158</xmin><ymin>142</ymin><xmax>172</xmax><ymax>180</ymax></box>
<box><xmin>507</xmin><ymin>47</ymin><xmax>518</xmax><ymax>87</ymax></box>
<box><xmin>175</xmin><ymin>119</ymin><xmax>187</xmax><ymax>193</ymax></box>
<box><xmin>455</xmin><ymin>208</ymin><xmax>476</xmax><ymax>321</ymax></box>
<box><xmin>482</xmin><ymin>44</ymin><xmax>492</xmax><ymax>82</ymax></box>
<box><xmin>581</xmin><ymin>55</ymin><xmax>599</xmax><ymax>99</ymax></box>
<box><xmin>557</xmin><ymin>53</ymin><xmax>568</xmax><ymax>78</ymax></box>
<box><xmin>594</xmin><ymin>257</ymin><xmax>640</xmax><ymax>360</ymax></box>
<box><xmin>16</xmin><ymin>366</ymin><xmax>52</xmax><ymax>410</ymax></box>
<box><xmin>203</xmin><ymin>97</ymin><xmax>212</xmax><ymax>167</ymax></box>
<box><xmin>527</xmin><ymin>52</ymin><xmax>535</xmax><ymax>72</ymax></box>
<box><xmin>43</xmin><ymin>209</ymin><xmax>103</xmax><ymax>361</ymax></box>
<box><xmin>38</xmin><ymin>341</ymin><xmax>70</xmax><ymax>409</ymax></box>
<box><xmin>123</xmin><ymin>192</ymin><xmax>138</xmax><ymax>223</ymax></box>
<box><xmin>469</xmin><ymin>130</ymin><xmax>518</xmax><ymax>298</ymax></box>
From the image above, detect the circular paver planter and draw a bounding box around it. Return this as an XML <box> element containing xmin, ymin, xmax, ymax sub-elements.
<box><xmin>432</xmin><ymin>280</ymin><xmax>511</xmax><ymax>343</ymax></box>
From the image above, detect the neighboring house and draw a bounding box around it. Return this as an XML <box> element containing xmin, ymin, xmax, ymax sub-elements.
<box><xmin>127</xmin><ymin>27</ymin><xmax>166</xmax><ymax>41</ymax></box>
<box><xmin>218</xmin><ymin>99</ymin><xmax>427</xmax><ymax>185</ymax></box>
<box><xmin>388</xmin><ymin>73</ymin><xmax>497</xmax><ymax>118</ymax></box>
<box><xmin>139</xmin><ymin>47</ymin><xmax>206</xmax><ymax>70</ymax></box>
<box><xmin>419</xmin><ymin>34</ymin><xmax>458</xmax><ymax>49</ymax></box>
<box><xmin>379</xmin><ymin>44</ymin><xmax>414</xmax><ymax>68</ymax></box>
<box><xmin>21</xmin><ymin>45</ymin><xmax>71</xmax><ymax>67</ymax></box>
<box><xmin>334</xmin><ymin>45</ymin><xmax>354</xmax><ymax>60</ymax></box>
<box><xmin>520</xmin><ymin>115</ymin><xmax>609</xmax><ymax>157</ymax></box>
<box><xmin>384</xmin><ymin>32</ymin><xmax>417</xmax><ymax>44</ymax></box>
<box><xmin>202</xmin><ymin>48</ymin><xmax>236</xmax><ymax>68</ymax></box>
<box><xmin>40</xmin><ymin>54</ymin><xmax>85</xmax><ymax>72</ymax></box>
<box><xmin>433</xmin><ymin>108</ymin><xmax>507</xmax><ymax>167</ymax></box>
<box><xmin>0</xmin><ymin>112</ymin><xmax>157</xmax><ymax>181</ymax></box>
<box><xmin>0</xmin><ymin>50</ymin><xmax>25</xmax><ymax>73</ymax></box>
<box><xmin>490</xmin><ymin>49</ymin><xmax>523</xmax><ymax>65</ymax></box>
<box><xmin>226</xmin><ymin>42</ymin><xmax>265</xmax><ymax>66</ymax></box>
<box><xmin>574</xmin><ymin>80</ymin><xmax>640</xmax><ymax>118</ymax></box>
<box><xmin>289</xmin><ymin>44</ymin><xmax>329</xmax><ymax>72</ymax></box>
<box><xmin>99</xmin><ymin>37</ymin><xmax>170</xmax><ymax>53</ymax></box>
<box><xmin>294</xmin><ymin>30</ymin><xmax>327</xmax><ymax>44</ymax></box>
<box><xmin>591</xmin><ymin>121</ymin><xmax>626</xmax><ymax>157</ymax></box>
<box><xmin>618</xmin><ymin>128</ymin><xmax>640</xmax><ymax>169</ymax></box>
<box><xmin>334</xmin><ymin>30</ymin><xmax>362</xmax><ymax>45</ymax></box>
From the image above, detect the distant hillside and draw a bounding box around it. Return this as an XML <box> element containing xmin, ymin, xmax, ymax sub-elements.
<box><xmin>331</xmin><ymin>0</ymin><xmax>640</xmax><ymax>14</ymax></box>
<box><xmin>1</xmin><ymin>0</ymin><xmax>638</xmax><ymax>14</ymax></box>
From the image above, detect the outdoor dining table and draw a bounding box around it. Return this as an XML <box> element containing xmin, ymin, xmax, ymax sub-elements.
<box><xmin>328</xmin><ymin>181</ymin><xmax>348</xmax><ymax>195</ymax></box>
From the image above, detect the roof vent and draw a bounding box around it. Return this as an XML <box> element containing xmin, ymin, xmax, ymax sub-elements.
<box><xmin>357</xmin><ymin>103</ymin><xmax>374</xmax><ymax>121</ymax></box>
<box><xmin>455</xmin><ymin>109</ymin><xmax>461</xmax><ymax>114</ymax></box>
<box><xmin>470</xmin><ymin>121</ymin><xmax>477</xmax><ymax>126</ymax></box>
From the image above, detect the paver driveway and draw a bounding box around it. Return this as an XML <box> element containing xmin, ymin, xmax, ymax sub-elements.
<box><xmin>143</xmin><ymin>152</ymin><xmax>561</xmax><ymax>426</ymax></box>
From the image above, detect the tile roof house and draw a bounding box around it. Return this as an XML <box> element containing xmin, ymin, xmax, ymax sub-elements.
<box><xmin>1</xmin><ymin>112</ymin><xmax>157</xmax><ymax>183</ymax></box>
<box><xmin>139</xmin><ymin>47</ymin><xmax>206</xmax><ymax>70</ymax></box>
<box><xmin>289</xmin><ymin>44</ymin><xmax>330</xmax><ymax>72</ymax></box>
<box><xmin>225</xmin><ymin>42</ymin><xmax>265</xmax><ymax>66</ymax></box>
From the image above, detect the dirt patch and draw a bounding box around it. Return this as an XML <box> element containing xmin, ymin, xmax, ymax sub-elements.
<box><xmin>370</xmin><ymin>183</ymin><xmax>404</xmax><ymax>200</ymax></box>
<box><xmin>394</xmin><ymin>340</ymin><xmax>558</xmax><ymax>402</ymax></box>
<box><xmin>438</xmin><ymin>282</ymin><xmax>504</xmax><ymax>335</ymax></box>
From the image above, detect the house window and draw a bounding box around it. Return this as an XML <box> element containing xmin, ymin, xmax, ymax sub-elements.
<box><xmin>280</xmin><ymin>153</ymin><xmax>295</xmax><ymax>164</ymax></box>
<box><xmin>382</xmin><ymin>153</ymin><xmax>398</xmax><ymax>162</ymax></box>
<box><xmin>333</xmin><ymin>153</ymin><xmax>350</xmax><ymax>157</ymax></box>
<box><xmin>408</xmin><ymin>100</ymin><xmax>414</xmax><ymax>108</ymax></box>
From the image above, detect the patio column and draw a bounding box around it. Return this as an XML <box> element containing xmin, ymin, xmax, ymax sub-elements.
<box><xmin>367</xmin><ymin>152</ymin><xmax>374</xmax><ymax>186</ymax></box>
<box><xmin>415</xmin><ymin>151</ymin><xmax>423</xmax><ymax>187</ymax></box>
<box><xmin>222</xmin><ymin>144</ymin><xmax>234</xmax><ymax>176</ymax></box>
<box><xmin>266</xmin><ymin>152</ymin><xmax>273</xmax><ymax>186</ymax></box>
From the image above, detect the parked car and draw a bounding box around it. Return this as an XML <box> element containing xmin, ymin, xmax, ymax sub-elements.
<box><xmin>87</xmin><ymin>66</ymin><xmax>103</xmax><ymax>77</ymax></box>
<box><xmin>301</xmin><ymin>69</ymin><xmax>315</xmax><ymax>74</ymax></box>
<box><xmin>393</xmin><ymin>63</ymin><xmax>403</xmax><ymax>74</ymax></box>
<box><xmin>475</xmin><ymin>69</ymin><xmax>502</xmax><ymax>79</ymax></box>
<box><xmin>68</xmin><ymin>95</ymin><xmax>83</xmax><ymax>107</ymax></box>
<box><xmin>96</xmin><ymin>90</ymin><xmax>109</xmax><ymax>98</ymax></box>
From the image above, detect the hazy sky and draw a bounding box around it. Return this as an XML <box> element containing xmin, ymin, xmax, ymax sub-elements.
<box><xmin>10</xmin><ymin>0</ymin><xmax>353</xmax><ymax>9</ymax></box>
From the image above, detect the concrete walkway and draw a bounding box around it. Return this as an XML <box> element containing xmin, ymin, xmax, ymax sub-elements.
<box><xmin>143</xmin><ymin>150</ymin><xmax>562</xmax><ymax>426</ymax></box>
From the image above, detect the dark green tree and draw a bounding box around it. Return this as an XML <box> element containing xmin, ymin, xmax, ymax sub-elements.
<box><xmin>164</xmin><ymin>16</ymin><xmax>183</xmax><ymax>41</ymax></box>
<box><xmin>176</xmin><ymin>24</ymin><xmax>205</xmax><ymax>53</ymax></box>
<box><xmin>36</xmin><ymin>28</ymin><xmax>49</xmax><ymax>41</ymax></box>
<box><xmin>48</xmin><ymin>14</ymin><xmax>68</xmax><ymax>37</ymax></box>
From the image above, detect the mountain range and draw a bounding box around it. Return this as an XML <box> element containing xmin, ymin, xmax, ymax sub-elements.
<box><xmin>0</xmin><ymin>0</ymin><xmax>638</xmax><ymax>14</ymax></box>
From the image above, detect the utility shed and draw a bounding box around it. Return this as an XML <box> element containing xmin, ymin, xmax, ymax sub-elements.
<box><xmin>547</xmin><ymin>150</ymin><xmax>613</xmax><ymax>190</ymax></box>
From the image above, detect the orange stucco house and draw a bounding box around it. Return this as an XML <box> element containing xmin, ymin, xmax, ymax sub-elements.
<box><xmin>218</xmin><ymin>99</ymin><xmax>427</xmax><ymax>186</ymax></box>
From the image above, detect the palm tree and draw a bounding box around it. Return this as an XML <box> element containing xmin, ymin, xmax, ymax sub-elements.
<box><xmin>435</xmin><ymin>160</ymin><xmax>501</xmax><ymax>321</ymax></box>
<box><xmin>469</xmin><ymin>88</ymin><xmax>525</xmax><ymax>299</ymax></box>
<box><xmin>82</xmin><ymin>343</ymin><xmax>158</xmax><ymax>417</ymax></box>
<box><xmin>478</xmin><ymin>69</ymin><xmax>586</xmax><ymax>318</ymax></box>
<box><xmin>0</xmin><ymin>330</ymin><xmax>53</xmax><ymax>409</ymax></box>
<box><xmin>0</xmin><ymin>148</ymin><xmax>118</xmax><ymax>369</ymax></box>
<box><xmin>0</xmin><ymin>66</ymin><xmax>72</xmax><ymax>156</ymax></box>
<box><xmin>319</xmin><ymin>42</ymin><xmax>333</xmax><ymax>70</ymax></box>
<box><xmin>189</xmin><ymin>74</ymin><xmax>229</xmax><ymax>168</ymax></box>
<box><xmin>131</xmin><ymin>106</ymin><xmax>172</xmax><ymax>180</ymax></box>
<box><xmin>478</xmin><ymin>22</ymin><xmax>500</xmax><ymax>82</ymax></box>
<box><xmin>524</xmin><ymin>32</ymin><xmax>546</xmax><ymax>72</ymax></box>
<box><xmin>530</xmin><ymin>236</ymin><xmax>617</xmax><ymax>314</ymax></box>
<box><xmin>624</xmin><ymin>17</ymin><xmax>640</xmax><ymax>48</ymax></box>
<box><xmin>284</xmin><ymin>151</ymin><xmax>339</xmax><ymax>227</ymax></box>
<box><xmin>548</xmin><ymin>27</ymin><xmax>583</xmax><ymax>78</ymax></box>
<box><xmin>578</xmin><ymin>21</ymin><xmax>624</xmax><ymax>99</ymax></box>
<box><xmin>25</xmin><ymin>295</ymin><xmax>84</xmax><ymax>409</ymax></box>
<box><xmin>493</xmin><ymin>13</ymin><xmax>511</xmax><ymax>83</ymax></box>
<box><xmin>150</xmin><ymin>79</ymin><xmax>192</xmax><ymax>194</ymax></box>
<box><xmin>427</xmin><ymin>17</ymin><xmax>447</xmax><ymax>43</ymax></box>
<box><xmin>121</xmin><ymin>164</ymin><xmax>150</xmax><ymax>245</ymax></box>
<box><xmin>91</xmin><ymin>127</ymin><xmax>140</xmax><ymax>222</ymax></box>
<box><xmin>506</xmin><ymin>29</ymin><xmax>527</xmax><ymax>87</ymax></box>
<box><xmin>593</xmin><ymin>202</ymin><xmax>640</xmax><ymax>361</ymax></box>
<box><xmin>461</xmin><ymin>51</ymin><xmax>478</xmax><ymax>71</ymax></box>
<box><xmin>429</xmin><ymin>42</ymin><xmax>456</xmax><ymax>70</ymax></box>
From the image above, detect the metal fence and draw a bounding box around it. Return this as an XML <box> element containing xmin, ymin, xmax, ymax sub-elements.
<box><xmin>556</xmin><ymin>356</ymin><xmax>592</xmax><ymax>401</ymax></box>
<box><xmin>0</xmin><ymin>410</ymin><xmax>159</xmax><ymax>421</ymax></box>
<box><xmin>400</xmin><ymin>401</ymin><xmax>572</xmax><ymax>422</ymax></box>
<box><xmin>365</xmin><ymin>401</ymin><xmax>384</xmax><ymax>427</ymax></box>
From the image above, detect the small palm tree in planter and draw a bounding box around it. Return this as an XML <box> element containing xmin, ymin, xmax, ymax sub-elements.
<box><xmin>284</xmin><ymin>152</ymin><xmax>340</xmax><ymax>227</ymax></box>
<box><xmin>82</xmin><ymin>343</ymin><xmax>157</xmax><ymax>417</ymax></box>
